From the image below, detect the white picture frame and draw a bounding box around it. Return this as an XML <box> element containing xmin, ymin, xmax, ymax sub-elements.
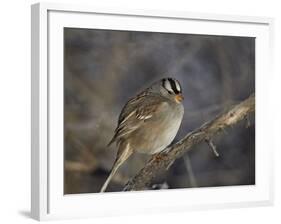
<box><xmin>31</xmin><ymin>2</ymin><xmax>274</xmax><ymax>221</ymax></box>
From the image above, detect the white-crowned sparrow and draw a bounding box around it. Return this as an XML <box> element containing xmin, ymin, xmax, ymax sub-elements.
<box><xmin>100</xmin><ymin>78</ymin><xmax>184</xmax><ymax>192</ymax></box>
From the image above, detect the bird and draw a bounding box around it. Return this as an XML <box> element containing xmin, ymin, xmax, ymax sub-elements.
<box><xmin>100</xmin><ymin>77</ymin><xmax>184</xmax><ymax>192</ymax></box>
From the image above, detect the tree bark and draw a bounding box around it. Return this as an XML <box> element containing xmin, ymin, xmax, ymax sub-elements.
<box><xmin>124</xmin><ymin>94</ymin><xmax>255</xmax><ymax>191</ymax></box>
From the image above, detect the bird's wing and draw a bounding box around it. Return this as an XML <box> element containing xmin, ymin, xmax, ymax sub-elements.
<box><xmin>108</xmin><ymin>94</ymin><xmax>167</xmax><ymax>146</ymax></box>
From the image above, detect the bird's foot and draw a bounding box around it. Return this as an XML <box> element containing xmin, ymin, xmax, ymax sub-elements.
<box><xmin>154</xmin><ymin>154</ymin><xmax>163</xmax><ymax>162</ymax></box>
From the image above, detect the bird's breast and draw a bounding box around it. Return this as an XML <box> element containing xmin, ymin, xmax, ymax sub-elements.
<box><xmin>132</xmin><ymin>103</ymin><xmax>184</xmax><ymax>154</ymax></box>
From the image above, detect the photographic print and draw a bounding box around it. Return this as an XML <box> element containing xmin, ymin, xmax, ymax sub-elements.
<box><xmin>64</xmin><ymin>28</ymin><xmax>255</xmax><ymax>194</ymax></box>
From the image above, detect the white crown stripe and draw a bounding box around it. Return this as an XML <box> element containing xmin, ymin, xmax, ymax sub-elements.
<box><xmin>175</xmin><ymin>80</ymin><xmax>181</xmax><ymax>92</ymax></box>
<box><xmin>164</xmin><ymin>79</ymin><xmax>173</xmax><ymax>93</ymax></box>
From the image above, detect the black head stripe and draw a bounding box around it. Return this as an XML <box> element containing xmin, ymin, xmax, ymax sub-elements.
<box><xmin>162</xmin><ymin>78</ymin><xmax>166</xmax><ymax>89</ymax></box>
<box><xmin>168</xmin><ymin>78</ymin><xmax>181</xmax><ymax>94</ymax></box>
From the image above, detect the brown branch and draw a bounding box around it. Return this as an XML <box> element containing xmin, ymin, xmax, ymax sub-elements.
<box><xmin>205</xmin><ymin>138</ymin><xmax>220</xmax><ymax>157</ymax></box>
<box><xmin>124</xmin><ymin>94</ymin><xmax>255</xmax><ymax>191</ymax></box>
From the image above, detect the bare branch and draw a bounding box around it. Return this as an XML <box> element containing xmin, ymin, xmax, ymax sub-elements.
<box><xmin>124</xmin><ymin>94</ymin><xmax>255</xmax><ymax>191</ymax></box>
<box><xmin>205</xmin><ymin>138</ymin><xmax>220</xmax><ymax>157</ymax></box>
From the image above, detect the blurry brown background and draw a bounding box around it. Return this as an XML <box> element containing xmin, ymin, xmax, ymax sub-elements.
<box><xmin>64</xmin><ymin>28</ymin><xmax>255</xmax><ymax>194</ymax></box>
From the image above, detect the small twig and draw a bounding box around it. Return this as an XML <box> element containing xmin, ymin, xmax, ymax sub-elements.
<box><xmin>220</xmin><ymin>127</ymin><xmax>228</xmax><ymax>135</ymax></box>
<box><xmin>165</xmin><ymin>159</ymin><xmax>175</xmax><ymax>170</ymax></box>
<box><xmin>205</xmin><ymin>138</ymin><xmax>220</xmax><ymax>157</ymax></box>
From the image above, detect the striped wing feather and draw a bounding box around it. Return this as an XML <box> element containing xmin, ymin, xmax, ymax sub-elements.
<box><xmin>108</xmin><ymin>94</ymin><xmax>166</xmax><ymax>146</ymax></box>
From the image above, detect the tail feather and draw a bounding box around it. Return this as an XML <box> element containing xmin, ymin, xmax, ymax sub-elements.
<box><xmin>107</xmin><ymin>136</ymin><xmax>116</xmax><ymax>147</ymax></box>
<box><xmin>100</xmin><ymin>142</ymin><xmax>132</xmax><ymax>193</ymax></box>
<box><xmin>100</xmin><ymin>162</ymin><xmax>120</xmax><ymax>193</ymax></box>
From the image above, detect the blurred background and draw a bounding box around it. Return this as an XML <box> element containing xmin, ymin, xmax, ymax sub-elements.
<box><xmin>64</xmin><ymin>28</ymin><xmax>255</xmax><ymax>194</ymax></box>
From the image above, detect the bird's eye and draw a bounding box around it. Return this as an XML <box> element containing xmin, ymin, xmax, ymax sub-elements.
<box><xmin>167</xmin><ymin>90</ymin><xmax>173</xmax><ymax>94</ymax></box>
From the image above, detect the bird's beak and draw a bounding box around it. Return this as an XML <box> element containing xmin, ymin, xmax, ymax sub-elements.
<box><xmin>175</xmin><ymin>94</ymin><xmax>184</xmax><ymax>103</ymax></box>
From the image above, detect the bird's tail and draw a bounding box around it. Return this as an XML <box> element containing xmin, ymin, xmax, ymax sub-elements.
<box><xmin>100</xmin><ymin>142</ymin><xmax>132</xmax><ymax>193</ymax></box>
<box><xmin>100</xmin><ymin>161</ymin><xmax>121</xmax><ymax>193</ymax></box>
